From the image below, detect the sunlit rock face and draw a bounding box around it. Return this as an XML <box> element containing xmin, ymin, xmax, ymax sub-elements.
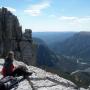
<box><xmin>0</xmin><ymin>59</ymin><xmax>89</xmax><ymax>90</ymax></box>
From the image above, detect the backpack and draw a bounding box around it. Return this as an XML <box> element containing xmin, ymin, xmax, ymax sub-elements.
<box><xmin>0</xmin><ymin>81</ymin><xmax>6</xmax><ymax>90</ymax></box>
<box><xmin>0</xmin><ymin>76</ymin><xmax>13</xmax><ymax>90</ymax></box>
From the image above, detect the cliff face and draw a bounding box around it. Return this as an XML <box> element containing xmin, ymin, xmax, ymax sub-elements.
<box><xmin>21</xmin><ymin>29</ymin><xmax>36</xmax><ymax>65</ymax></box>
<box><xmin>0</xmin><ymin>7</ymin><xmax>22</xmax><ymax>57</ymax></box>
<box><xmin>0</xmin><ymin>7</ymin><xmax>35</xmax><ymax>65</ymax></box>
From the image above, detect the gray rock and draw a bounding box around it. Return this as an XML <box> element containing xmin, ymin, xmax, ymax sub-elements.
<box><xmin>0</xmin><ymin>7</ymin><xmax>35</xmax><ymax>65</ymax></box>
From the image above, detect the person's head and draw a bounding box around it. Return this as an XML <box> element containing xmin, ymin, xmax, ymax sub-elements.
<box><xmin>7</xmin><ymin>51</ymin><xmax>14</xmax><ymax>59</ymax></box>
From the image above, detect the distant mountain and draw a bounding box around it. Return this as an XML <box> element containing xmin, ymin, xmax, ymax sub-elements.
<box><xmin>32</xmin><ymin>36</ymin><xmax>90</xmax><ymax>88</ymax></box>
<box><xmin>33</xmin><ymin>37</ymin><xmax>58</xmax><ymax>67</ymax></box>
<box><xmin>33</xmin><ymin>37</ymin><xmax>79</xmax><ymax>73</ymax></box>
<box><xmin>52</xmin><ymin>32</ymin><xmax>90</xmax><ymax>63</ymax></box>
<box><xmin>36</xmin><ymin>44</ymin><xmax>58</xmax><ymax>67</ymax></box>
<box><xmin>32</xmin><ymin>37</ymin><xmax>90</xmax><ymax>88</ymax></box>
<box><xmin>33</xmin><ymin>37</ymin><xmax>46</xmax><ymax>45</ymax></box>
<box><xmin>32</xmin><ymin>32</ymin><xmax>76</xmax><ymax>46</ymax></box>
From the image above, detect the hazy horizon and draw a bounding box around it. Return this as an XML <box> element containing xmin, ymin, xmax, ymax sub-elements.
<box><xmin>1</xmin><ymin>0</ymin><xmax>90</xmax><ymax>32</ymax></box>
<box><xmin>32</xmin><ymin>31</ymin><xmax>79</xmax><ymax>33</ymax></box>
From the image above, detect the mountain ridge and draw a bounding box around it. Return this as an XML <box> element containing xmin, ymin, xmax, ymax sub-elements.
<box><xmin>51</xmin><ymin>31</ymin><xmax>90</xmax><ymax>63</ymax></box>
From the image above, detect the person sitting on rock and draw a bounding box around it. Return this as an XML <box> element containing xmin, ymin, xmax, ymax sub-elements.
<box><xmin>1</xmin><ymin>51</ymin><xmax>32</xmax><ymax>77</ymax></box>
<box><xmin>0</xmin><ymin>51</ymin><xmax>33</xmax><ymax>90</ymax></box>
<box><xmin>1</xmin><ymin>51</ymin><xmax>15</xmax><ymax>77</ymax></box>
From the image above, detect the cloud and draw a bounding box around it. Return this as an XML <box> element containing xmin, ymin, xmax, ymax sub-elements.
<box><xmin>57</xmin><ymin>16</ymin><xmax>90</xmax><ymax>31</ymax></box>
<box><xmin>24</xmin><ymin>1</ymin><xmax>50</xmax><ymax>16</ymax></box>
<box><xmin>5</xmin><ymin>7</ymin><xmax>16</xmax><ymax>12</ymax></box>
<box><xmin>59</xmin><ymin>16</ymin><xmax>78</xmax><ymax>20</ymax></box>
<box><xmin>59</xmin><ymin>16</ymin><xmax>90</xmax><ymax>21</ymax></box>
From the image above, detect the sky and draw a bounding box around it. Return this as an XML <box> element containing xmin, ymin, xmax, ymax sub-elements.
<box><xmin>0</xmin><ymin>0</ymin><xmax>90</xmax><ymax>32</ymax></box>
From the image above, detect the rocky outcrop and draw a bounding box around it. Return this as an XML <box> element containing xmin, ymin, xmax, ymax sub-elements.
<box><xmin>0</xmin><ymin>58</ymin><xmax>89</xmax><ymax>90</ymax></box>
<box><xmin>0</xmin><ymin>7</ymin><xmax>35</xmax><ymax>65</ymax></box>
<box><xmin>0</xmin><ymin>59</ymin><xmax>79</xmax><ymax>90</ymax></box>
<box><xmin>0</xmin><ymin>7</ymin><xmax>22</xmax><ymax>57</ymax></box>
<box><xmin>21</xmin><ymin>29</ymin><xmax>36</xmax><ymax>65</ymax></box>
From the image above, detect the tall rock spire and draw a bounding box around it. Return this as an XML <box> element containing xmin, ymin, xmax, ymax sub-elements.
<box><xmin>0</xmin><ymin>7</ymin><xmax>35</xmax><ymax>66</ymax></box>
<box><xmin>0</xmin><ymin>7</ymin><xmax>22</xmax><ymax>57</ymax></box>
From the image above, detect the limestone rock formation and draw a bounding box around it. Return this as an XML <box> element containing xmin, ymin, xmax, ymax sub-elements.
<box><xmin>0</xmin><ymin>7</ymin><xmax>22</xmax><ymax>57</ymax></box>
<box><xmin>21</xmin><ymin>29</ymin><xmax>36</xmax><ymax>65</ymax></box>
<box><xmin>0</xmin><ymin>7</ymin><xmax>35</xmax><ymax>65</ymax></box>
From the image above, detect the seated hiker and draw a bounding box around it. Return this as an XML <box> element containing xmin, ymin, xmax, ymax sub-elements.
<box><xmin>1</xmin><ymin>51</ymin><xmax>15</xmax><ymax>77</ymax></box>
<box><xmin>0</xmin><ymin>65</ymin><xmax>32</xmax><ymax>90</ymax></box>
<box><xmin>0</xmin><ymin>51</ymin><xmax>33</xmax><ymax>90</ymax></box>
<box><xmin>1</xmin><ymin>51</ymin><xmax>32</xmax><ymax>77</ymax></box>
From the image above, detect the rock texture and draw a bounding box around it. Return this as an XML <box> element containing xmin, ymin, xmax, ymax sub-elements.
<box><xmin>0</xmin><ymin>59</ymin><xmax>89</xmax><ymax>90</ymax></box>
<box><xmin>0</xmin><ymin>59</ymin><xmax>80</xmax><ymax>90</ymax></box>
<box><xmin>21</xmin><ymin>29</ymin><xmax>36</xmax><ymax>65</ymax></box>
<box><xmin>0</xmin><ymin>7</ymin><xmax>22</xmax><ymax>57</ymax></box>
<box><xmin>0</xmin><ymin>7</ymin><xmax>35</xmax><ymax>65</ymax></box>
